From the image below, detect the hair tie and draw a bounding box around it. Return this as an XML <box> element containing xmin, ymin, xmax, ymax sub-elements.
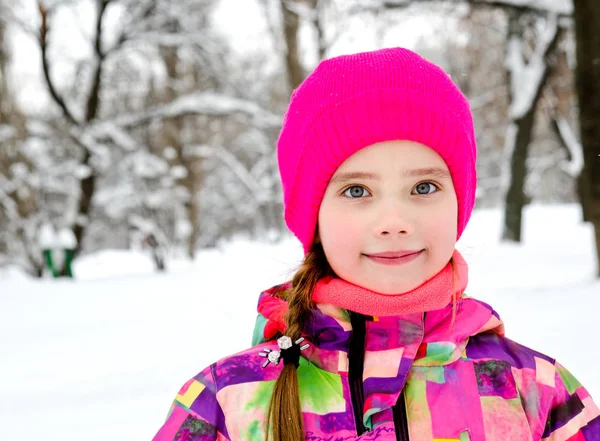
<box><xmin>259</xmin><ymin>336</ymin><xmax>310</xmax><ymax>368</ymax></box>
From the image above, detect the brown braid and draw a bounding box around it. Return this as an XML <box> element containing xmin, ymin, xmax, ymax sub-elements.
<box><xmin>266</xmin><ymin>247</ymin><xmax>457</xmax><ymax>440</ymax></box>
<box><xmin>266</xmin><ymin>243</ymin><xmax>331</xmax><ymax>441</ymax></box>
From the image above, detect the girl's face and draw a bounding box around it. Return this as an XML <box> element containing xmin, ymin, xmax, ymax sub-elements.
<box><xmin>317</xmin><ymin>140</ymin><xmax>457</xmax><ymax>294</ymax></box>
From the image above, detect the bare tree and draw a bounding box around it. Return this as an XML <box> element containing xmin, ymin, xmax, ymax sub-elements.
<box><xmin>0</xmin><ymin>7</ymin><xmax>44</xmax><ymax>275</ymax></box>
<box><xmin>501</xmin><ymin>12</ymin><xmax>561</xmax><ymax>241</ymax></box>
<box><xmin>3</xmin><ymin>0</ymin><xmax>280</xmax><ymax>264</ymax></box>
<box><xmin>261</xmin><ymin>0</ymin><xmax>332</xmax><ymax>93</ymax></box>
<box><xmin>36</xmin><ymin>0</ymin><xmax>111</xmax><ymax>253</ymax></box>
<box><xmin>572</xmin><ymin>0</ymin><xmax>600</xmax><ymax>276</ymax></box>
<box><xmin>280</xmin><ymin>0</ymin><xmax>305</xmax><ymax>91</ymax></box>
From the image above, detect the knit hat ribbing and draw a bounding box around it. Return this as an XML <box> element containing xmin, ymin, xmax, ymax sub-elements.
<box><xmin>277</xmin><ymin>48</ymin><xmax>477</xmax><ymax>254</ymax></box>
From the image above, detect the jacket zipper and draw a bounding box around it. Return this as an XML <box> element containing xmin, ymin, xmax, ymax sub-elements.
<box><xmin>392</xmin><ymin>390</ymin><xmax>410</xmax><ymax>441</ymax></box>
<box><xmin>348</xmin><ymin>312</ymin><xmax>411</xmax><ymax>440</ymax></box>
<box><xmin>392</xmin><ymin>312</ymin><xmax>425</xmax><ymax>441</ymax></box>
<box><xmin>348</xmin><ymin>311</ymin><xmax>368</xmax><ymax>435</ymax></box>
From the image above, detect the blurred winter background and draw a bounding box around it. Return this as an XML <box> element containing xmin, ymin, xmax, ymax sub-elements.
<box><xmin>0</xmin><ymin>0</ymin><xmax>599</xmax><ymax>440</ymax></box>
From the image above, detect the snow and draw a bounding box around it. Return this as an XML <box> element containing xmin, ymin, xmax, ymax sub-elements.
<box><xmin>0</xmin><ymin>204</ymin><xmax>598</xmax><ymax>440</ymax></box>
<box><xmin>130</xmin><ymin>151</ymin><xmax>169</xmax><ymax>178</ymax></box>
<box><xmin>170</xmin><ymin>165</ymin><xmax>189</xmax><ymax>180</ymax></box>
<box><xmin>88</xmin><ymin>122</ymin><xmax>139</xmax><ymax>153</ymax></box>
<box><xmin>8</xmin><ymin>162</ymin><xmax>28</xmax><ymax>179</ymax></box>
<box><xmin>211</xmin><ymin>146</ymin><xmax>272</xmax><ymax>203</ymax></box>
<box><xmin>114</xmin><ymin>91</ymin><xmax>281</xmax><ymax>130</ymax></box>
<box><xmin>487</xmin><ymin>0</ymin><xmax>573</xmax><ymax>15</ymax></box>
<box><xmin>57</xmin><ymin>228</ymin><xmax>78</xmax><ymax>248</ymax></box>
<box><xmin>211</xmin><ymin>0</ymin><xmax>270</xmax><ymax>56</ymax></box>
<box><xmin>0</xmin><ymin>124</ymin><xmax>17</xmax><ymax>142</ymax></box>
<box><xmin>74</xmin><ymin>164</ymin><xmax>92</xmax><ymax>180</ymax></box>
<box><xmin>505</xmin><ymin>14</ymin><xmax>558</xmax><ymax>120</ymax></box>
<box><xmin>38</xmin><ymin>223</ymin><xmax>56</xmax><ymax>249</ymax></box>
<box><xmin>555</xmin><ymin>117</ymin><xmax>584</xmax><ymax>176</ymax></box>
<box><xmin>354</xmin><ymin>0</ymin><xmax>572</xmax><ymax>15</ymax></box>
<box><xmin>163</xmin><ymin>146</ymin><xmax>178</xmax><ymax>160</ymax></box>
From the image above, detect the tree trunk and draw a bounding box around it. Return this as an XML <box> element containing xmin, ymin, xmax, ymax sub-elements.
<box><xmin>73</xmin><ymin>151</ymin><xmax>96</xmax><ymax>254</ymax></box>
<box><xmin>280</xmin><ymin>0</ymin><xmax>304</xmax><ymax>91</ymax></box>
<box><xmin>502</xmin><ymin>13</ymin><xmax>560</xmax><ymax>242</ymax></box>
<box><xmin>160</xmin><ymin>44</ymin><xmax>203</xmax><ymax>260</ymax></box>
<box><xmin>38</xmin><ymin>1</ymin><xmax>107</xmax><ymax>255</ymax></box>
<box><xmin>573</xmin><ymin>0</ymin><xmax>600</xmax><ymax>276</ymax></box>
<box><xmin>502</xmin><ymin>108</ymin><xmax>536</xmax><ymax>241</ymax></box>
<box><xmin>307</xmin><ymin>0</ymin><xmax>327</xmax><ymax>60</ymax></box>
<box><xmin>186</xmin><ymin>197</ymin><xmax>200</xmax><ymax>259</ymax></box>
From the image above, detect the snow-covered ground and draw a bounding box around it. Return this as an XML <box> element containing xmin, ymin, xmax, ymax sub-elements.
<box><xmin>1</xmin><ymin>204</ymin><xmax>598</xmax><ymax>440</ymax></box>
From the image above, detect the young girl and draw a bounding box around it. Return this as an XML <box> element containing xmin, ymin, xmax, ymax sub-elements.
<box><xmin>152</xmin><ymin>48</ymin><xmax>599</xmax><ymax>441</ymax></box>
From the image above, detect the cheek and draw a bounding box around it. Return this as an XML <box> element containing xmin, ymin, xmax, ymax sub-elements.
<box><xmin>419</xmin><ymin>200</ymin><xmax>457</xmax><ymax>234</ymax></box>
<box><xmin>321</xmin><ymin>210</ymin><xmax>355</xmax><ymax>244</ymax></box>
<box><xmin>424</xmin><ymin>200</ymin><xmax>458</xmax><ymax>245</ymax></box>
<box><xmin>318</xmin><ymin>203</ymin><xmax>364</xmax><ymax>253</ymax></box>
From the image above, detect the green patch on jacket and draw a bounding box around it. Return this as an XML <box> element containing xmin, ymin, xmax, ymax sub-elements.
<box><xmin>297</xmin><ymin>358</ymin><xmax>345</xmax><ymax>413</ymax></box>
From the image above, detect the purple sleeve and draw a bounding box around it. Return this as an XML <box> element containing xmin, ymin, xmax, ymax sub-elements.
<box><xmin>152</xmin><ymin>365</ymin><xmax>230</xmax><ymax>441</ymax></box>
<box><xmin>541</xmin><ymin>362</ymin><xmax>600</xmax><ymax>440</ymax></box>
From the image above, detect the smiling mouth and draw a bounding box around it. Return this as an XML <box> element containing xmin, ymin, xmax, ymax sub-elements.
<box><xmin>363</xmin><ymin>250</ymin><xmax>423</xmax><ymax>265</ymax></box>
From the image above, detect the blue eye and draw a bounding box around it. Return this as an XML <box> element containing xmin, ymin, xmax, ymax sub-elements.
<box><xmin>343</xmin><ymin>185</ymin><xmax>371</xmax><ymax>198</ymax></box>
<box><xmin>412</xmin><ymin>182</ymin><xmax>438</xmax><ymax>195</ymax></box>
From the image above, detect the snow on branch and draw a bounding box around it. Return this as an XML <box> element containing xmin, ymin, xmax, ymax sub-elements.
<box><xmin>347</xmin><ymin>0</ymin><xmax>410</xmax><ymax>14</ymax></box>
<box><xmin>475</xmin><ymin>0</ymin><xmax>572</xmax><ymax>15</ymax></box>
<box><xmin>554</xmin><ymin>117</ymin><xmax>583</xmax><ymax>176</ymax></box>
<box><xmin>86</xmin><ymin>122</ymin><xmax>139</xmax><ymax>152</ymax></box>
<box><xmin>283</xmin><ymin>0</ymin><xmax>319</xmax><ymax>20</ymax></box>
<box><xmin>0</xmin><ymin>183</ymin><xmax>18</xmax><ymax>221</ymax></box>
<box><xmin>114</xmin><ymin>92</ymin><xmax>281</xmax><ymax>130</ymax></box>
<box><xmin>188</xmin><ymin>144</ymin><xmax>272</xmax><ymax>205</ymax></box>
<box><xmin>506</xmin><ymin>14</ymin><xmax>558</xmax><ymax>119</ymax></box>
<box><xmin>125</xmin><ymin>31</ymin><xmax>223</xmax><ymax>52</ymax></box>
<box><xmin>213</xmin><ymin>146</ymin><xmax>272</xmax><ymax>204</ymax></box>
<box><xmin>355</xmin><ymin>0</ymin><xmax>572</xmax><ymax>15</ymax></box>
<box><xmin>536</xmin><ymin>13</ymin><xmax>560</xmax><ymax>56</ymax></box>
<box><xmin>0</xmin><ymin>124</ymin><xmax>16</xmax><ymax>143</ymax></box>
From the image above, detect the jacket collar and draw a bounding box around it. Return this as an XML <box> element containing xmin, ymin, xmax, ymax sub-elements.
<box><xmin>253</xmin><ymin>283</ymin><xmax>504</xmax><ymax>427</ymax></box>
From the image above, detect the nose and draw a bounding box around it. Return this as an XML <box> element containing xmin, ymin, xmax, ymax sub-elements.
<box><xmin>373</xmin><ymin>199</ymin><xmax>414</xmax><ymax>238</ymax></box>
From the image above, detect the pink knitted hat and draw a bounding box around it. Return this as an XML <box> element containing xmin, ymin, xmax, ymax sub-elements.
<box><xmin>277</xmin><ymin>48</ymin><xmax>477</xmax><ymax>254</ymax></box>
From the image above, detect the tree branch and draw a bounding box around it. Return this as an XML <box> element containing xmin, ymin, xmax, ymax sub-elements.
<box><xmin>84</xmin><ymin>0</ymin><xmax>111</xmax><ymax>122</ymax></box>
<box><xmin>471</xmin><ymin>0</ymin><xmax>572</xmax><ymax>15</ymax></box>
<box><xmin>506</xmin><ymin>13</ymin><xmax>560</xmax><ymax>119</ymax></box>
<box><xmin>551</xmin><ymin>115</ymin><xmax>584</xmax><ymax>176</ymax></box>
<box><xmin>352</xmin><ymin>0</ymin><xmax>572</xmax><ymax>17</ymax></box>
<box><xmin>104</xmin><ymin>0</ymin><xmax>157</xmax><ymax>56</ymax></box>
<box><xmin>113</xmin><ymin>91</ymin><xmax>281</xmax><ymax>130</ymax></box>
<box><xmin>38</xmin><ymin>1</ymin><xmax>78</xmax><ymax>125</ymax></box>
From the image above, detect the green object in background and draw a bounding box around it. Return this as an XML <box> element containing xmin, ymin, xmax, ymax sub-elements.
<box><xmin>43</xmin><ymin>249</ymin><xmax>58</xmax><ymax>278</ymax></box>
<box><xmin>40</xmin><ymin>226</ymin><xmax>77</xmax><ymax>279</ymax></box>
<box><xmin>63</xmin><ymin>249</ymin><xmax>74</xmax><ymax>278</ymax></box>
<box><xmin>42</xmin><ymin>248</ymin><xmax>74</xmax><ymax>278</ymax></box>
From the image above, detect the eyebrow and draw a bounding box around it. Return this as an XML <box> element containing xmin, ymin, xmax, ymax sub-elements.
<box><xmin>404</xmin><ymin>167</ymin><xmax>451</xmax><ymax>179</ymax></box>
<box><xmin>329</xmin><ymin>172</ymin><xmax>380</xmax><ymax>185</ymax></box>
<box><xmin>329</xmin><ymin>167</ymin><xmax>451</xmax><ymax>185</ymax></box>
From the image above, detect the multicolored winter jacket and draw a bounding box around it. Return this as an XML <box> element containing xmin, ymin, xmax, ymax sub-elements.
<box><xmin>152</xmin><ymin>283</ymin><xmax>599</xmax><ymax>441</ymax></box>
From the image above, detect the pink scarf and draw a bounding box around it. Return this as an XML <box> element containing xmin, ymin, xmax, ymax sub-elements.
<box><xmin>312</xmin><ymin>250</ymin><xmax>468</xmax><ymax>316</ymax></box>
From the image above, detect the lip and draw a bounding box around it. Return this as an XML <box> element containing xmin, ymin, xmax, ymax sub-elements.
<box><xmin>363</xmin><ymin>249</ymin><xmax>423</xmax><ymax>265</ymax></box>
<box><xmin>365</xmin><ymin>250</ymin><xmax>422</xmax><ymax>258</ymax></box>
